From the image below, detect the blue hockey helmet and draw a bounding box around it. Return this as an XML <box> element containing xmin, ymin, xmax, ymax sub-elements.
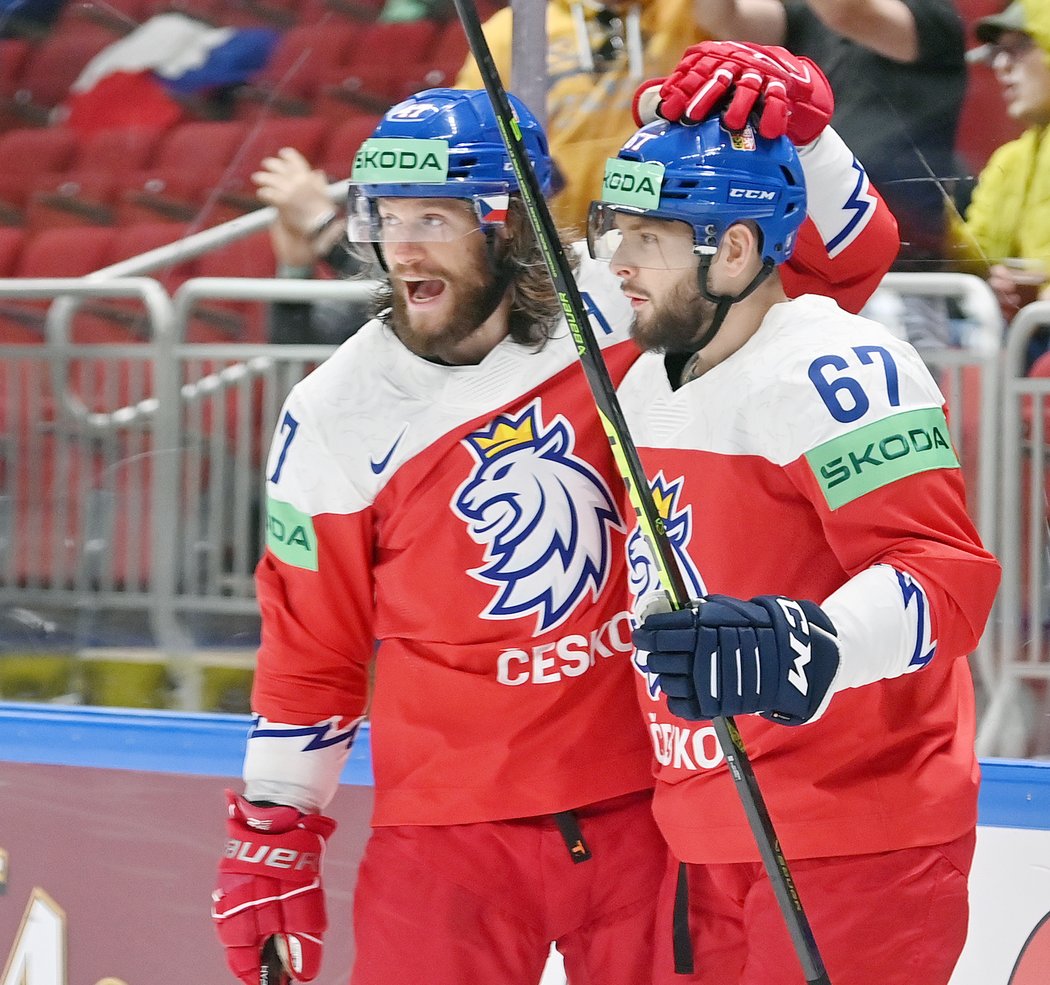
<box><xmin>587</xmin><ymin>114</ymin><xmax>806</xmax><ymax>268</ymax></box>
<box><xmin>347</xmin><ymin>88</ymin><xmax>552</xmax><ymax>241</ymax></box>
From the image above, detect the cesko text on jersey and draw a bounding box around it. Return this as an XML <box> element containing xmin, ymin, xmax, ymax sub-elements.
<box><xmin>496</xmin><ymin>609</ymin><xmax>634</xmax><ymax>685</ymax></box>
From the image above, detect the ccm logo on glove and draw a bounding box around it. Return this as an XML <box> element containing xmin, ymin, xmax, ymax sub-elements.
<box><xmin>776</xmin><ymin>598</ymin><xmax>816</xmax><ymax>693</ymax></box>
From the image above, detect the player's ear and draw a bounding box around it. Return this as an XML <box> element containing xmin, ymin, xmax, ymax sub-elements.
<box><xmin>719</xmin><ymin>222</ymin><xmax>760</xmax><ymax>273</ymax></box>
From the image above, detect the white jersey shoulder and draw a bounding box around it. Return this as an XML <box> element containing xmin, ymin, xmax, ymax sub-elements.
<box><xmin>572</xmin><ymin>243</ymin><xmax>634</xmax><ymax>344</ymax></box>
<box><xmin>621</xmin><ymin>294</ymin><xmax>946</xmax><ymax>465</ymax></box>
<box><xmin>265</xmin><ymin>275</ymin><xmax>631</xmax><ymax>518</ymax></box>
<box><xmin>797</xmin><ymin>126</ymin><xmax>879</xmax><ymax>258</ymax></box>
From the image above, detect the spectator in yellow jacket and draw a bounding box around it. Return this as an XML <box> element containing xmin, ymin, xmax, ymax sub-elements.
<box><xmin>953</xmin><ymin>0</ymin><xmax>1050</xmax><ymax>319</ymax></box>
<box><xmin>455</xmin><ymin>1</ymin><xmax>709</xmax><ymax>235</ymax></box>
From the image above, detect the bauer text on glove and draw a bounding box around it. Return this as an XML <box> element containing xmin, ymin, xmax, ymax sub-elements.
<box><xmin>212</xmin><ymin>790</ymin><xmax>337</xmax><ymax>985</ymax></box>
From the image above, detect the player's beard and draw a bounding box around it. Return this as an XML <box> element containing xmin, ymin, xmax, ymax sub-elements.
<box><xmin>389</xmin><ymin>260</ymin><xmax>508</xmax><ymax>362</ymax></box>
<box><xmin>627</xmin><ymin>272</ymin><xmax>719</xmax><ymax>354</ymax></box>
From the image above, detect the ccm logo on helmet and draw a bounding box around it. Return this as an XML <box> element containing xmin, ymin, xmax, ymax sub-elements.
<box><xmin>224</xmin><ymin>840</ymin><xmax>322</xmax><ymax>871</ymax></box>
<box><xmin>729</xmin><ymin>186</ymin><xmax>777</xmax><ymax>200</ymax></box>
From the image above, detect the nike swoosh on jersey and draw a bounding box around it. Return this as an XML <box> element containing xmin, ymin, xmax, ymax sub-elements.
<box><xmin>370</xmin><ymin>428</ymin><xmax>407</xmax><ymax>474</ymax></box>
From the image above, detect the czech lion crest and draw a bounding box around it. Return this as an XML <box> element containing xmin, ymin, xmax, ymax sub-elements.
<box><xmin>453</xmin><ymin>401</ymin><xmax>623</xmax><ymax>634</ymax></box>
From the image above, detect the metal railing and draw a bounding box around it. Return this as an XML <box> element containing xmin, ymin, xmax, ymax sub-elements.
<box><xmin>0</xmin><ymin>266</ymin><xmax>1030</xmax><ymax>735</ymax></box>
<box><xmin>978</xmin><ymin>300</ymin><xmax>1050</xmax><ymax>757</ymax></box>
<box><xmin>1</xmin><ymin>274</ymin><xmax>372</xmax><ymax>707</ymax></box>
<box><xmin>868</xmin><ymin>273</ymin><xmax>1004</xmax><ymax>700</ymax></box>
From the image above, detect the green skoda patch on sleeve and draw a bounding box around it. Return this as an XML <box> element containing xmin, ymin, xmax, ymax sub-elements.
<box><xmin>601</xmin><ymin>158</ymin><xmax>664</xmax><ymax>209</ymax></box>
<box><xmin>806</xmin><ymin>406</ymin><xmax>959</xmax><ymax>510</ymax></box>
<box><xmin>266</xmin><ymin>497</ymin><xmax>318</xmax><ymax>571</ymax></box>
<box><xmin>351</xmin><ymin>138</ymin><xmax>449</xmax><ymax>184</ymax></box>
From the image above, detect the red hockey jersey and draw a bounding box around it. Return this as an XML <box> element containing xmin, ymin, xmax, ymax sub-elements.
<box><xmin>245</xmin><ymin>129</ymin><xmax>900</xmax><ymax>826</ymax></box>
<box><xmin>617</xmin><ymin>294</ymin><xmax>1001</xmax><ymax>862</ymax></box>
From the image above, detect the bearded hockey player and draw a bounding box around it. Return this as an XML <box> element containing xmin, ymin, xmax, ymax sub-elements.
<box><xmin>595</xmin><ymin>112</ymin><xmax>1000</xmax><ymax>983</ymax></box>
<box><xmin>211</xmin><ymin>59</ymin><xmax>899</xmax><ymax>985</ymax></box>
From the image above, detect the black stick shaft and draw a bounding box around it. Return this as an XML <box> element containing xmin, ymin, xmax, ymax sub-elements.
<box><xmin>450</xmin><ymin>3</ymin><xmax>831</xmax><ymax>982</ymax></box>
<box><xmin>260</xmin><ymin>937</ymin><xmax>289</xmax><ymax>985</ymax></box>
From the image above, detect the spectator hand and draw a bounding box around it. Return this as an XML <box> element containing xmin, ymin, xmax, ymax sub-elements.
<box><xmin>633</xmin><ymin>41</ymin><xmax>834</xmax><ymax>146</ymax></box>
<box><xmin>253</xmin><ymin>147</ymin><xmax>338</xmax><ymax>269</ymax></box>
<box><xmin>989</xmin><ymin>262</ymin><xmax>1048</xmax><ymax>317</ymax></box>
<box><xmin>632</xmin><ymin>595</ymin><xmax>839</xmax><ymax>725</ymax></box>
<box><xmin>212</xmin><ymin>790</ymin><xmax>337</xmax><ymax>984</ymax></box>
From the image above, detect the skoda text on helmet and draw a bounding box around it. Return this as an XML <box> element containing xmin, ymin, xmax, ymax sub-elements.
<box><xmin>347</xmin><ymin>87</ymin><xmax>552</xmax><ymax>254</ymax></box>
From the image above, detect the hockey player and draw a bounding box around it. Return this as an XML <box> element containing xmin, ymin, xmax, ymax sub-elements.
<box><xmin>593</xmin><ymin>111</ymin><xmax>1001</xmax><ymax>983</ymax></box>
<box><xmin>210</xmin><ymin>70</ymin><xmax>899</xmax><ymax>985</ymax></box>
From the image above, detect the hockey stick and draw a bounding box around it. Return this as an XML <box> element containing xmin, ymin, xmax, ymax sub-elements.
<box><xmin>260</xmin><ymin>936</ymin><xmax>289</xmax><ymax>985</ymax></box>
<box><xmin>450</xmin><ymin>2</ymin><xmax>831</xmax><ymax>982</ymax></box>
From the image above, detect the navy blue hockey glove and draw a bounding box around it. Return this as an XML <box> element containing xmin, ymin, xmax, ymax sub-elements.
<box><xmin>633</xmin><ymin>595</ymin><xmax>840</xmax><ymax>725</ymax></box>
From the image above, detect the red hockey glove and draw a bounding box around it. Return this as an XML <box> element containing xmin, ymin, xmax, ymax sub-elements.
<box><xmin>212</xmin><ymin>791</ymin><xmax>337</xmax><ymax>985</ymax></box>
<box><xmin>635</xmin><ymin>41</ymin><xmax>834</xmax><ymax>146</ymax></box>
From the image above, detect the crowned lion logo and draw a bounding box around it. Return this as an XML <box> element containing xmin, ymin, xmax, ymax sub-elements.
<box><xmin>627</xmin><ymin>473</ymin><xmax>706</xmax><ymax>697</ymax></box>
<box><xmin>453</xmin><ymin>401</ymin><xmax>624</xmax><ymax>635</ymax></box>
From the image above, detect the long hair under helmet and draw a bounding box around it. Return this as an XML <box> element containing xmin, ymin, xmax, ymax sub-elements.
<box><xmin>347</xmin><ymin>87</ymin><xmax>552</xmax><ymax>272</ymax></box>
<box><xmin>587</xmin><ymin>113</ymin><xmax>806</xmax><ymax>348</ymax></box>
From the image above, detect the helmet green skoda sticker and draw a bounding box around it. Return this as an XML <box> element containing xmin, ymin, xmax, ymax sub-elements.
<box><xmin>351</xmin><ymin>138</ymin><xmax>449</xmax><ymax>183</ymax></box>
<box><xmin>601</xmin><ymin>158</ymin><xmax>664</xmax><ymax>209</ymax></box>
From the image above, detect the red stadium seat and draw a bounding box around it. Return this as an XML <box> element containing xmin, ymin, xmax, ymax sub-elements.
<box><xmin>417</xmin><ymin>20</ymin><xmax>470</xmax><ymax>89</ymax></box>
<box><xmin>0</xmin><ymin>226</ymin><xmax>119</xmax><ymax>342</ymax></box>
<box><xmin>189</xmin><ymin>229</ymin><xmax>275</xmax><ymax>342</ymax></box>
<box><xmin>110</xmin><ymin>220</ymin><xmax>197</xmax><ymax>296</ymax></box>
<box><xmin>0</xmin><ymin>226</ymin><xmax>25</xmax><ymax>275</ymax></box>
<box><xmin>24</xmin><ymin>172</ymin><xmax>121</xmax><ymax>231</ymax></box>
<box><xmin>2</xmin><ymin>32</ymin><xmax>113</xmax><ymax>126</ymax></box>
<box><xmin>344</xmin><ymin>16</ymin><xmax>443</xmax><ymax>65</ymax></box>
<box><xmin>51</xmin><ymin>221</ymin><xmax>198</xmax><ymax>342</ymax></box>
<box><xmin>22</xmin><ymin>129</ymin><xmax>163</xmax><ymax>230</ymax></box>
<box><xmin>0</xmin><ymin>126</ymin><xmax>78</xmax><ymax>170</ymax></box>
<box><xmin>0</xmin><ymin>227</ymin><xmax>28</xmax><ymax>339</ymax></box>
<box><xmin>323</xmin><ymin>0</ymin><xmax>384</xmax><ymax>22</ymax></box>
<box><xmin>213</xmin><ymin>115</ymin><xmax>330</xmax><ymax>213</ymax></box>
<box><xmin>13</xmin><ymin>225</ymin><xmax>116</xmax><ymax>278</ymax></box>
<box><xmin>232</xmin><ymin>21</ymin><xmax>361</xmax><ymax>118</ymax></box>
<box><xmin>153</xmin><ymin>120</ymin><xmax>253</xmax><ymax>172</ymax></box>
<box><xmin>117</xmin><ymin>121</ymin><xmax>251</xmax><ymax>224</ymax></box>
<box><xmin>117</xmin><ymin>168</ymin><xmax>226</xmax><ymax>225</ymax></box>
<box><xmin>72</xmin><ymin>125</ymin><xmax>162</xmax><ymax>172</ymax></box>
<box><xmin>45</xmin><ymin>13</ymin><xmax>123</xmax><ymax>45</ymax></box>
<box><xmin>241</xmin><ymin>115</ymin><xmax>329</xmax><ymax>165</ymax></box>
<box><xmin>73</xmin><ymin>0</ymin><xmax>155</xmax><ymax>32</ymax></box>
<box><xmin>0</xmin><ymin>128</ymin><xmax>79</xmax><ymax>221</ymax></box>
<box><xmin>320</xmin><ymin>20</ymin><xmax>443</xmax><ymax>114</ymax></box>
<box><xmin>320</xmin><ymin>113</ymin><xmax>380</xmax><ymax>178</ymax></box>
<box><xmin>217</xmin><ymin>0</ymin><xmax>329</xmax><ymax>29</ymax></box>
<box><xmin>0</xmin><ymin>38</ymin><xmax>32</xmax><ymax>97</ymax></box>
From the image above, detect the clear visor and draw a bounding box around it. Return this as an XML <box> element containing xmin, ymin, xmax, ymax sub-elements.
<box><xmin>586</xmin><ymin>202</ymin><xmax>711</xmax><ymax>269</ymax></box>
<box><xmin>347</xmin><ymin>188</ymin><xmax>508</xmax><ymax>244</ymax></box>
